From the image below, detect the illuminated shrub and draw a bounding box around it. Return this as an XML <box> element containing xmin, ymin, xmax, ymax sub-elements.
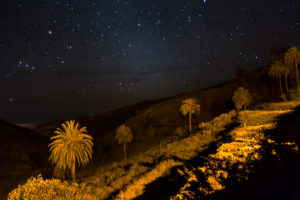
<box><xmin>211</xmin><ymin>110</ymin><xmax>236</xmax><ymax>127</ymax></box>
<box><xmin>115</xmin><ymin>159</ymin><xmax>182</xmax><ymax>200</ymax></box>
<box><xmin>199</xmin><ymin>122</ymin><xmax>213</xmax><ymax>134</ymax></box>
<box><xmin>7</xmin><ymin>175</ymin><xmax>96</xmax><ymax>200</ymax></box>
<box><xmin>199</xmin><ymin>110</ymin><xmax>236</xmax><ymax>134</ymax></box>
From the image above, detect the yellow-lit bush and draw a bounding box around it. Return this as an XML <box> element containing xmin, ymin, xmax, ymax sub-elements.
<box><xmin>7</xmin><ymin>174</ymin><xmax>96</xmax><ymax>200</ymax></box>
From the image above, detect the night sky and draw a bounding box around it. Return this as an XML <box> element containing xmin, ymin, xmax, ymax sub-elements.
<box><xmin>0</xmin><ymin>0</ymin><xmax>299</xmax><ymax>123</ymax></box>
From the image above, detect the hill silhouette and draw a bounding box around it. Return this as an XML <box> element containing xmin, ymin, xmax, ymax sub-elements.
<box><xmin>0</xmin><ymin>120</ymin><xmax>51</xmax><ymax>199</ymax></box>
<box><xmin>34</xmin><ymin>64</ymin><xmax>277</xmax><ymax>171</ymax></box>
<box><xmin>1</xmin><ymin>61</ymin><xmax>299</xmax><ymax>199</ymax></box>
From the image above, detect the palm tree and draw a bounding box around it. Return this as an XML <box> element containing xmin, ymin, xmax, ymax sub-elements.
<box><xmin>180</xmin><ymin>98</ymin><xmax>200</xmax><ymax>133</ymax></box>
<box><xmin>49</xmin><ymin>120</ymin><xmax>93</xmax><ymax>182</ymax></box>
<box><xmin>284</xmin><ymin>46</ymin><xmax>300</xmax><ymax>92</ymax></box>
<box><xmin>268</xmin><ymin>61</ymin><xmax>285</xmax><ymax>96</ymax></box>
<box><xmin>232</xmin><ymin>87</ymin><xmax>253</xmax><ymax>112</ymax></box>
<box><xmin>282</xmin><ymin>63</ymin><xmax>291</xmax><ymax>92</ymax></box>
<box><xmin>116</xmin><ymin>124</ymin><xmax>133</xmax><ymax>160</ymax></box>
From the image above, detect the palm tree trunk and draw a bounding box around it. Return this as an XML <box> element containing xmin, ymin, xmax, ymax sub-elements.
<box><xmin>279</xmin><ymin>78</ymin><xmax>284</xmax><ymax>96</ymax></box>
<box><xmin>123</xmin><ymin>142</ymin><xmax>127</xmax><ymax>160</ymax></box>
<box><xmin>285</xmin><ymin>72</ymin><xmax>289</xmax><ymax>92</ymax></box>
<box><xmin>295</xmin><ymin>63</ymin><xmax>300</xmax><ymax>92</ymax></box>
<box><xmin>71</xmin><ymin>163</ymin><xmax>76</xmax><ymax>183</ymax></box>
<box><xmin>189</xmin><ymin>112</ymin><xmax>192</xmax><ymax>133</ymax></box>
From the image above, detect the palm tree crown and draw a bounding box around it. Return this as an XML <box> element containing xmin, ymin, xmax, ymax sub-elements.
<box><xmin>269</xmin><ymin>60</ymin><xmax>285</xmax><ymax>79</ymax></box>
<box><xmin>49</xmin><ymin>120</ymin><xmax>93</xmax><ymax>182</ymax></box>
<box><xmin>180</xmin><ymin>98</ymin><xmax>200</xmax><ymax>133</ymax></box>
<box><xmin>180</xmin><ymin>98</ymin><xmax>201</xmax><ymax>116</ymax></box>
<box><xmin>116</xmin><ymin>124</ymin><xmax>133</xmax><ymax>160</ymax></box>
<box><xmin>285</xmin><ymin>46</ymin><xmax>300</xmax><ymax>66</ymax></box>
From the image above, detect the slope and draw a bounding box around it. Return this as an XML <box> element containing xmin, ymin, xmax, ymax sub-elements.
<box><xmin>0</xmin><ymin>120</ymin><xmax>51</xmax><ymax>199</ymax></box>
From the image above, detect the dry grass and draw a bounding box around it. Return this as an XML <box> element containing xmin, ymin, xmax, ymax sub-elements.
<box><xmin>171</xmin><ymin>103</ymin><xmax>300</xmax><ymax>199</ymax></box>
<box><xmin>8</xmin><ymin>109</ymin><xmax>236</xmax><ymax>200</ymax></box>
<box><xmin>115</xmin><ymin>159</ymin><xmax>182</xmax><ymax>200</ymax></box>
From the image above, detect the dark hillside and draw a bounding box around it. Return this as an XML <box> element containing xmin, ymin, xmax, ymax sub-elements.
<box><xmin>3</xmin><ymin>62</ymin><xmax>299</xmax><ymax>199</ymax></box>
<box><xmin>0</xmin><ymin>120</ymin><xmax>51</xmax><ymax>199</ymax></box>
<box><xmin>34</xmin><ymin>64</ymin><xmax>280</xmax><ymax>176</ymax></box>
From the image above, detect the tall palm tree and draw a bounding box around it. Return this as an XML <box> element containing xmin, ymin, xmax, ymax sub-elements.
<box><xmin>180</xmin><ymin>98</ymin><xmax>200</xmax><ymax>133</ymax></box>
<box><xmin>284</xmin><ymin>46</ymin><xmax>300</xmax><ymax>92</ymax></box>
<box><xmin>116</xmin><ymin>124</ymin><xmax>133</xmax><ymax>160</ymax></box>
<box><xmin>269</xmin><ymin>61</ymin><xmax>285</xmax><ymax>96</ymax></box>
<box><xmin>49</xmin><ymin>120</ymin><xmax>93</xmax><ymax>182</ymax></box>
<box><xmin>282</xmin><ymin>63</ymin><xmax>291</xmax><ymax>92</ymax></box>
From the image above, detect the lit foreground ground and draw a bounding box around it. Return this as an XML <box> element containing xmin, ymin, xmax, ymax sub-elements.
<box><xmin>8</xmin><ymin>101</ymin><xmax>300</xmax><ymax>200</ymax></box>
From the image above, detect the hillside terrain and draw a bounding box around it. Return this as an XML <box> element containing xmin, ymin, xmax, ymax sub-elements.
<box><xmin>2</xmin><ymin>62</ymin><xmax>300</xmax><ymax>199</ymax></box>
<box><xmin>34</xmin><ymin>65</ymin><xmax>277</xmax><ymax>173</ymax></box>
<box><xmin>0</xmin><ymin>120</ymin><xmax>51</xmax><ymax>199</ymax></box>
<box><xmin>6</xmin><ymin>101</ymin><xmax>300</xmax><ymax>200</ymax></box>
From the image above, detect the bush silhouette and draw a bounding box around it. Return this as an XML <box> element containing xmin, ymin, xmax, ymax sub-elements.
<box><xmin>48</xmin><ymin>120</ymin><xmax>93</xmax><ymax>182</ymax></box>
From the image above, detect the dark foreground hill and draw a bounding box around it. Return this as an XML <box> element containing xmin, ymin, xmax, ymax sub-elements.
<box><xmin>0</xmin><ymin>120</ymin><xmax>51</xmax><ymax>199</ymax></box>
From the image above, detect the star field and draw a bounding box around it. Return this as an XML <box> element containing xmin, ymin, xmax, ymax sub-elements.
<box><xmin>0</xmin><ymin>0</ymin><xmax>299</xmax><ymax>122</ymax></box>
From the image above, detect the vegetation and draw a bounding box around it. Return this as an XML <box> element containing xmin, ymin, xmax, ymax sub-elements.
<box><xmin>171</xmin><ymin>105</ymin><xmax>299</xmax><ymax>199</ymax></box>
<box><xmin>116</xmin><ymin>159</ymin><xmax>182</xmax><ymax>200</ymax></box>
<box><xmin>49</xmin><ymin>120</ymin><xmax>93</xmax><ymax>182</ymax></box>
<box><xmin>8</xmin><ymin>100</ymin><xmax>300</xmax><ymax>200</ymax></box>
<box><xmin>284</xmin><ymin>46</ymin><xmax>300</xmax><ymax>92</ymax></box>
<box><xmin>179</xmin><ymin>98</ymin><xmax>201</xmax><ymax>133</ymax></box>
<box><xmin>7</xmin><ymin>175</ymin><xmax>96</xmax><ymax>200</ymax></box>
<box><xmin>283</xmin><ymin>62</ymin><xmax>291</xmax><ymax>92</ymax></box>
<box><xmin>6</xmin><ymin>46</ymin><xmax>300</xmax><ymax>199</ymax></box>
<box><xmin>232</xmin><ymin>87</ymin><xmax>253</xmax><ymax>112</ymax></box>
<box><xmin>115</xmin><ymin>124</ymin><xmax>133</xmax><ymax>160</ymax></box>
<box><xmin>268</xmin><ymin>60</ymin><xmax>286</xmax><ymax>97</ymax></box>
